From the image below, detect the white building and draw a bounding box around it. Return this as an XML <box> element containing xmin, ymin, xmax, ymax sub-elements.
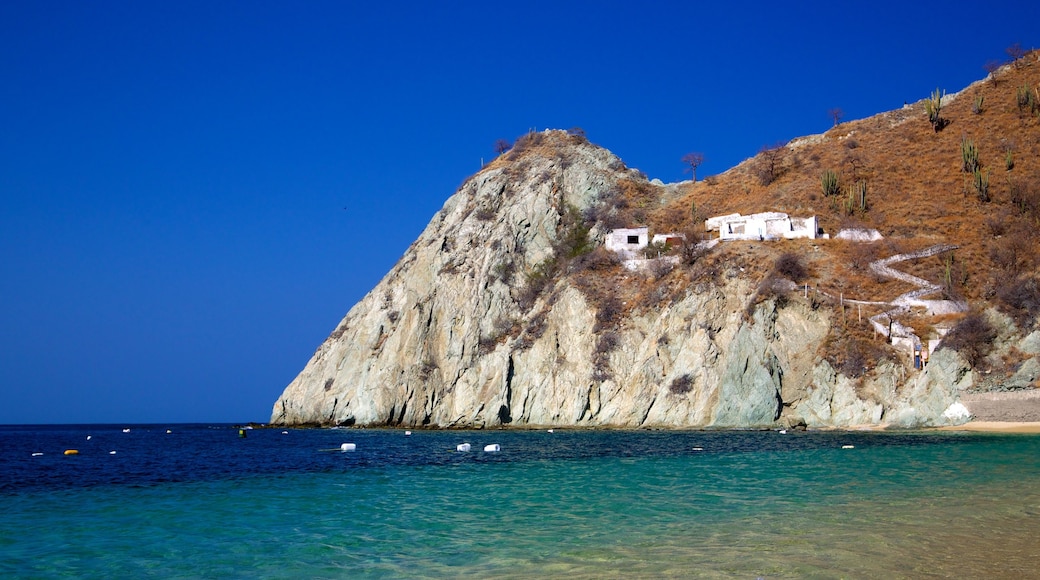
<box><xmin>605</xmin><ymin>227</ymin><xmax>649</xmax><ymax>259</ymax></box>
<box><xmin>704</xmin><ymin>212</ymin><xmax>820</xmax><ymax>241</ymax></box>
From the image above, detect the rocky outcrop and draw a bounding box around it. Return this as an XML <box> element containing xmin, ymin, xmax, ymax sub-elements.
<box><xmin>270</xmin><ymin>131</ymin><xmax>982</xmax><ymax>429</ymax></box>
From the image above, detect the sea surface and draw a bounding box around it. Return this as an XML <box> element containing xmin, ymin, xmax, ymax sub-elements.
<box><xmin>2</xmin><ymin>425</ymin><xmax>1039</xmax><ymax>579</ymax></box>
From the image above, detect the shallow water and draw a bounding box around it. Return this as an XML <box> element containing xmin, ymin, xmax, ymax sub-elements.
<box><xmin>2</xmin><ymin>425</ymin><xmax>1039</xmax><ymax>578</ymax></box>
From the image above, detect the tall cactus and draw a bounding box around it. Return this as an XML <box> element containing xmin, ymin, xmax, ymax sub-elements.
<box><xmin>973</xmin><ymin>169</ymin><xmax>990</xmax><ymax>202</ymax></box>
<box><xmin>961</xmin><ymin>138</ymin><xmax>980</xmax><ymax>173</ymax></box>
<box><xmin>821</xmin><ymin>169</ymin><xmax>840</xmax><ymax>197</ymax></box>
<box><xmin>926</xmin><ymin>88</ymin><xmax>946</xmax><ymax>131</ymax></box>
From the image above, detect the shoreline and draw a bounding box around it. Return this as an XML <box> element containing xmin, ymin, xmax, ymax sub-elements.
<box><xmin>935</xmin><ymin>421</ymin><xmax>1040</xmax><ymax>433</ymax></box>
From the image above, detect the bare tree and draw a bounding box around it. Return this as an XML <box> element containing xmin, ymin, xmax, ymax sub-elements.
<box><xmin>984</xmin><ymin>60</ymin><xmax>1002</xmax><ymax>84</ymax></box>
<box><xmin>756</xmin><ymin>141</ymin><xmax>787</xmax><ymax>186</ymax></box>
<box><xmin>1007</xmin><ymin>42</ymin><xmax>1027</xmax><ymax>65</ymax></box>
<box><xmin>681</xmin><ymin>152</ymin><xmax>704</xmax><ymax>182</ymax></box>
<box><xmin>828</xmin><ymin>108</ymin><xmax>844</xmax><ymax>126</ymax></box>
<box><xmin>494</xmin><ymin>139</ymin><xmax>511</xmax><ymax>155</ymax></box>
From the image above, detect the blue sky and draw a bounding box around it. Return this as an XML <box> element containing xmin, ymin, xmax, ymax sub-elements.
<box><xmin>2</xmin><ymin>1</ymin><xmax>1036</xmax><ymax>424</ymax></box>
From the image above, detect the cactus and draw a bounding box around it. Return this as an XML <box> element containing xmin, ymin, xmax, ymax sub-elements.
<box><xmin>961</xmin><ymin>138</ymin><xmax>980</xmax><ymax>173</ymax></box>
<box><xmin>972</xmin><ymin>94</ymin><xmax>984</xmax><ymax>114</ymax></box>
<box><xmin>841</xmin><ymin>181</ymin><xmax>867</xmax><ymax>215</ymax></box>
<box><xmin>1005</xmin><ymin>147</ymin><xmax>1015</xmax><ymax>171</ymax></box>
<box><xmin>972</xmin><ymin>169</ymin><xmax>990</xmax><ymax>202</ymax></box>
<box><xmin>853</xmin><ymin>180</ymin><xmax>868</xmax><ymax>211</ymax></box>
<box><xmin>925</xmin><ymin>87</ymin><xmax>946</xmax><ymax>131</ymax></box>
<box><xmin>1016</xmin><ymin>83</ymin><xmax>1034</xmax><ymax>111</ymax></box>
<box><xmin>821</xmin><ymin>169</ymin><xmax>840</xmax><ymax>197</ymax></box>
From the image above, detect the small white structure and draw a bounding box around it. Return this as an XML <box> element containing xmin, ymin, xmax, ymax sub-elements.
<box><xmin>835</xmin><ymin>228</ymin><xmax>883</xmax><ymax>242</ymax></box>
<box><xmin>650</xmin><ymin>233</ymin><xmax>686</xmax><ymax>247</ymax></box>
<box><xmin>456</xmin><ymin>443</ymin><xmax>471</xmax><ymax>452</ymax></box>
<box><xmin>605</xmin><ymin>227</ymin><xmax>649</xmax><ymax>259</ymax></box>
<box><xmin>705</xmin><ymin>212</ymin><xmax>819</xmax><ymax>241</ymax></box>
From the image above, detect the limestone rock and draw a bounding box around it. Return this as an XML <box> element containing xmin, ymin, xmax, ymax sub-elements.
<box><xmin>270</xmin><ymin>130</ymin><xmax>994</xmax><ymax>430</ymax></box>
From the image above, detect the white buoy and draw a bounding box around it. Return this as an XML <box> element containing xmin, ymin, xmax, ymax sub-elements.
<box><xmin>456</xmin><ymin>443</ymin><xmax>471</xmax><ymax>452</ymax></box>
<box><xmin>31</xmin><ymin>452</ymin><xmax>43</xmax><ymax>457</ymax></box>
<box><xmin>547</xmin><ymin>429</ymin><xmax>554</xmax><ymax>433</ymax></box>
<box><xmin>86</xmin><ymin>435</ymin><xmax>92</xmax><ymax>440</ymax></box>
<box><xmin>483</xmin><ymin>444</ymin><xmax>500</xmax><ymax>453</ymax></box>
<box><xmin>842</xmin><ymin>445</ymin><xmax>855</xmax><ymax>449</ymax></box>
<box><xmin>166</xmin><ymin>429</ymin><xmax>172</xmax><ymax>434</ymax></box>
<box><xmin>122</xmin><ymin>428</ymin><xmax>130</xmax><ymax>433</ymax></box>
<box><xmin>405</xmin><ymin>431</ymin><xmax>412</xmax><ymax>436</ymax></box>
<box><xmin>109</xmin><ymin>451</ymin><xmax>117</xmax><ymax>455</ymax></box>
<box><xmin>340</xmin><ymin>443</ymin><xmax>356</xmax><ymax>452</ymax></box>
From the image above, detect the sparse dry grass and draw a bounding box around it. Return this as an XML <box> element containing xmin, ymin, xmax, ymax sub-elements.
<box><xmin>663</xmin><ymin>50</ymin><xmax>1040</xmax><ymax>305</ymax></box>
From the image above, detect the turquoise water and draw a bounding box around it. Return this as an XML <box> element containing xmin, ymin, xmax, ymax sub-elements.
<box><xmin>2</xmin><ymin>426</ymin><xmax>1039</xmax><ymax>578</ymax></box>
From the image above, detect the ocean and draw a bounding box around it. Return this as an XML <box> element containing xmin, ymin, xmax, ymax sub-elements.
<box><xmin>2</xmin><ymin>425</ymin><xmax>1038</xmax><ymax>579</ymax></box>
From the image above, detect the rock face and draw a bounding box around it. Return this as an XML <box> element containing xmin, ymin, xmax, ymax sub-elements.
<box><xmin>270</xmin><ymin>131</ymin><xmax>976</xmax><ymax>429</ymax></box>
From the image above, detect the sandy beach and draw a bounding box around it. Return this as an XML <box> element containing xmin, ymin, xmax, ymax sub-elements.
<box><xmin>940</xmin><ymin>389</ymin><xmax>1040</xmax><ymax>433</ymax></box>
<box><xmin>938</xmin><ymin>421</ymin><xmax>1040</xmax><ymax>433</ymax></box>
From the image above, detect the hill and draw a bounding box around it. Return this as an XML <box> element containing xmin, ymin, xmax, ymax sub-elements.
<box><xmin>270</xmin><ymin>51</ymin><xmax>1040</xmax><ymax>429</ymax></box>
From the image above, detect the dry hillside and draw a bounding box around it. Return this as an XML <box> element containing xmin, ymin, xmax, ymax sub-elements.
<box><xmin>487</xmin><ymin>50</ymin><xmax>1040</xmax><ymax>382</ymax></box>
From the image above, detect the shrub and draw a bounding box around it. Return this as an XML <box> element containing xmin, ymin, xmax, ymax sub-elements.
<box><xmin>669</xmin><ymin>374</ymin><xmax>694</xmax><ymax>395</ymax></box>
<box><xmin>996</xmin><ymin>276</ymin><xmax>1040</xmax><ymax>328</ymax></box>
<box><xmin>594</xmin><ymin>294</ymin><xmax>623</xmax><ymax>332</ymax></box>
<box><xmin>972</xmin><ymin>94</ymin><xmax>984</xmax><ymax>114</ymax></box>
<box><xmin>940</xmin><ymin>313</ymin><xmax>996</xmax><ymax>367</ymax></box>
<box><xmin>569</xmin><ymin>246</ymin><xmax>619</xmax><ymax>273</ymax></box>
<box><xmin>989</xmin><ymin>227</ymin><xmax>1032</xmax><ymax>275</ymax></box>
<box><xmin>1005</xmin><ymin>147</ymin><xmax>1015</xmax><ymax>171</ymax></box>
<box><xmin>775</xmin><ymin>252</ymin><xmax>807</xmax><ymax>283</ymax></box>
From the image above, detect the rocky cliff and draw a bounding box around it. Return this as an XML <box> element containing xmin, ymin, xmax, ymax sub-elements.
<box><xmin>271</xmin><ymin>130</ymin><xmax>982</xmax><ymax>429</ymax></box>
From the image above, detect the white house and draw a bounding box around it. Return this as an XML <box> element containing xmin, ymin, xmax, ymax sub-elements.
<box><xmin>704</xmin><ymin>212</ymin><xmax>820</xmax><ymax>241</ymax></box>
<box><xmin>605</xmin><ymin>227</ymin><xmax>649</xmax><ymax>259</ymax></box>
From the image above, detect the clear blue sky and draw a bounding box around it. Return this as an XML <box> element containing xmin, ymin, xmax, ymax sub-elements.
<box><xmin>1</xmin><ymin>1</ymin><xmax>1036</xmax><ymax>424</ymax></box>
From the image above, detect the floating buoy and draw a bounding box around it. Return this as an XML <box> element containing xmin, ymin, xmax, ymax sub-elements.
<box><xmin>86</xmin><ymin>435</ymin><xmax>92</xmax><ymax>440</ymax></box>
<box><xmin>122</xmin><ymin>428</ymin><xmax>130</xmax><ymax>433</ymax></box>
<box><xmin>340</xmin><ymin>443</ymin><xmax>356</xmax><ymax>452</ymax></box>
<box><xmin>456</xmin><ymin>443</ymin><xmax>471</xmax><ymax>452</ymax></box>
<box><xmin>238</xmin><ymin>429</ymin><xmax>247</xmax><ymax>438</ymax></box>
<box><xmin>405</xmin><ymin>431</ymin><xmax>412</xmax><ymax>436</ymax></box>
<box><xmin>483</xmin><ymin>444</ymin><xmax>500</xmax><ymax>453</ymax></box>
<box><xmin>166</xmin><ymin>429</ymin><xmax>172</xmax><ymax>434</ymax></box>
<box><xmin>31</xmin><ymin>452</ymin><xmax>43</xmax><ymax>457</ymax></box>
<box><xmin>109</xmin><ymin>451</ymin><xmax>117</xmax><ymax>455</ymax></box>
<box><xmin>64</xmin><ymin>449</ymin><xmax>79</xmax><ymax>456</ymax></box>
<box><xmin>842</xmin><ymin>445</ymin><xmax>855</xmax><ymax>449</ymax></box>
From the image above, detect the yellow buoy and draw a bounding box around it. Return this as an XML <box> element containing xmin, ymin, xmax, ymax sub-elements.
<box><xmin>64</xmin><ymin>449</ymin><xmax>79</xmax><ymax>456</ymax></box>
